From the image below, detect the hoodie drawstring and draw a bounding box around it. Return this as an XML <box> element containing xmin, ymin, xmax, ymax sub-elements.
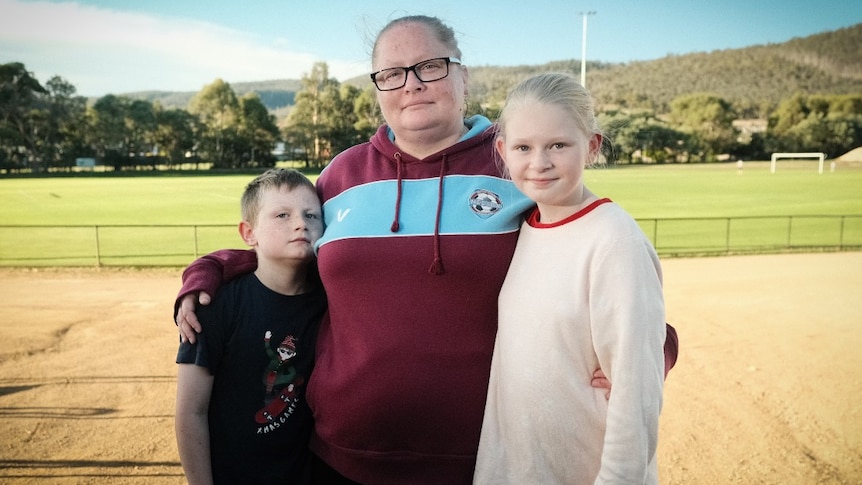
<box><xmin>389</xmin><ymin>152</ymin><xmax>448</xmax><ymax>276</ymax></box>
<box><xmin>428</xmin><ymin>156</ymin><xmax>447</xmax><ymax>275</ymax></box>
<box><xmin>390</xmin><ymin>153</ymin><xmax>403</xmax><ymax>233</ymax></box>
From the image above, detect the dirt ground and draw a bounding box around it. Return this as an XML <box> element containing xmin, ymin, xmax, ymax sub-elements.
<box><xmin>0</xmin><ymin>252</ymin><xmax>860</xmax><ymax>484</ymax></box>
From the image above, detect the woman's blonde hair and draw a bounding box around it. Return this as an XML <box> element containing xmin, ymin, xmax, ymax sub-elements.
<box><xmin>372</xmin><ymin>15</ymin><xmax>462</xmax><ymax>64</ymax></box>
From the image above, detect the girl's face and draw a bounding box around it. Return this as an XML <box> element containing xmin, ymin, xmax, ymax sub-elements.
<box><xmin>372</xmin><ymin>23</ymin><xmax>467</xmax><ymax>140</ymax></box>
<box><xmin>495</xmin><ymin>101</ymin><xmax>601</xmax><ymax>223</ymax></box>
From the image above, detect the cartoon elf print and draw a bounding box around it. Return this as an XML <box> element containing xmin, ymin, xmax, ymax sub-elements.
<box><xmin>255</xmin><ymin>331</ymin><xmax>305</xmax><ymax>424</ymax></box>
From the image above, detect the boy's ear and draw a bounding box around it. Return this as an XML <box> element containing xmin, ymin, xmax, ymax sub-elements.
<box><xmin>238</xmin><ymin>221</ymin><xmax>256</xmax><ymax>247</ymax></box>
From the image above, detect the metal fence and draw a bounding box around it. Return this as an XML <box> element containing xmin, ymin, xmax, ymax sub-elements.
<box><xmin>1</xmin><ymin>215</ymin><xmax>861</xmax><ymax>267</ymax></box>
<box><xmin>636</xmin><ymin>214</ymin><xmax>862</xmax><ymax>257</ymax></box>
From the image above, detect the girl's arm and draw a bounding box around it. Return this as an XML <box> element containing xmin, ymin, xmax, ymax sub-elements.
<box><xmin>592</xmin><ymin>238</ymin><xmax>666</xmax><ymax>482</ymax></box>
<box><xmin>175</xmin><ymin>364</ymin><xmax>215</xmax><ymax>485</ymax></box>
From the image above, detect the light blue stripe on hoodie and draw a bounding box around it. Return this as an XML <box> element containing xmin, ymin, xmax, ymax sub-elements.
<box><xmin>316</xmin><ymin>174</ymin><xmax>532</xmax><ymax>249</ymax></box>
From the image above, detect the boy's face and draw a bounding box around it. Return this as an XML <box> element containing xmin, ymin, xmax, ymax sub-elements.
<box><xmin>246</xmin><ymin>185</ymin><xmax>323</xmax><ymax>265</ymax></box>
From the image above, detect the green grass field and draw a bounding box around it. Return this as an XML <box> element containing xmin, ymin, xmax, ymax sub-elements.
<box><xmin>1</xmin><ymin>160</ymin><xmax>860</xmax><ymax>266</ymax></box>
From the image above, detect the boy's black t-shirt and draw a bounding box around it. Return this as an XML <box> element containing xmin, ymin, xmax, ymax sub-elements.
<box><xmin>176</xmin><ymin>273</ymin><xmax>327</xmax><ymax>484</ymax></box>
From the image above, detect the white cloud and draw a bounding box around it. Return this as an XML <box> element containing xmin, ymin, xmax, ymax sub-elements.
<box><xmin>0</xmin><ymin>0</ymin><xmax>368</xmax><ymax>96</ymax></box>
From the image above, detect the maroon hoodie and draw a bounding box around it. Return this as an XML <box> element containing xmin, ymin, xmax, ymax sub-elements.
<box><xmin>307</xmin><ymin>121</ymin><xmax>532</xmax><ymax>483</ymax></box>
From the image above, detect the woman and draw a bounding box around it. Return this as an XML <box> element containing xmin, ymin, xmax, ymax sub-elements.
<box><xmin>175</xmin><ymin>15</ymin><xmax>678</xmax><ymax>484</ymax></box>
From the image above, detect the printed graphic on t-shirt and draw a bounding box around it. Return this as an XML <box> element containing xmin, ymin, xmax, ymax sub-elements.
<box><xmin>255</xmin><ymin>331</ymin><xmax>304</xmax><ymax>430</ymax></box>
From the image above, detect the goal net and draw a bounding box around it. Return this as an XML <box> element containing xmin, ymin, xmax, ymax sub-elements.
<box><xmin>770</xmin><ymin>152</ymin><xmax>826</xmax><ymax>174</ymax></box>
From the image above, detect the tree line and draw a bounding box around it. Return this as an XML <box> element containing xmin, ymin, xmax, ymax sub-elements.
<box><xmin>0</xmin><ymin>61</ymin><xmax>382</xmax><ymax>173</ymax></box>
<box><xmin>2</xmin><ymin>59</ymin><xmax>861</xmax><ymax>174</ymax></box>
<box><xmin>597</xmin><ymin>91</ymin><xmax>862</xmax><ymax>163</ymax></box>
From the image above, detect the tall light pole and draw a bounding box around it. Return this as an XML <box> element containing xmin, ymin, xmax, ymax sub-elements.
<box><xmin>580</xmin><ymin>11</ymin><xmax>596</xmax><ymax>87</ymax></box>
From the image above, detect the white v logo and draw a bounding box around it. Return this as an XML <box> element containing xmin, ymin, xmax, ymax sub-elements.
<box><xmin>337</xmin><ymin>209</ymin><xmax>351</xmax><ymax>222</ymax></box>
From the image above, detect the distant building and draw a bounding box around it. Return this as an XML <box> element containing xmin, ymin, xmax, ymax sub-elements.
<box><xmin>732</xmin><ymin>119</ymin><xmax>768</xmax><ymax>144</ymax></box>
<box><xmin>732</xmin><ymin>119</ymin><xmax>768</xmax><ymax>135</ymax></box>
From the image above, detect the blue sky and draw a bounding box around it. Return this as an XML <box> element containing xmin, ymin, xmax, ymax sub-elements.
<box><xmin>2</xmin><ymin>0</ymin><xmax>860</xmax><ymax>97</ymax></box>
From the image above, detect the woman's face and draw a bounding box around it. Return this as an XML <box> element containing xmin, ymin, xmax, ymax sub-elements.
<box><xmin>372</xmin><ymin>23</ymin><xmax>467</xmax><ymax>140</ymax></box>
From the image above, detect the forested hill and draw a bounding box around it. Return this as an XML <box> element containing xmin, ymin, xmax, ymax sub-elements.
<box><xmin>125</xmin><ymin>23</ymin><xmax>861</xmax><ymax>118</ymax></box>
<box><xmin>580</xmin><ymin>23</ymin><xmax>862</xmax><ymax>116</ymax></box>
<box><xmin>121</xmin><ymin>79</ymin><xmax>302</xmax><ymax>115</ymax></box>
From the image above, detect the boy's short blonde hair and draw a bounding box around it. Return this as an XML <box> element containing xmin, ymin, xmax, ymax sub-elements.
<box><xmin>241</xmin><ymin>169</ymin><xmax>317</xmax><ymax>226</ymax></box>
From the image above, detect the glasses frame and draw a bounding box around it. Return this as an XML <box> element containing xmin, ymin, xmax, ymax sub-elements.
<box><xmin>370</xmin><ymin>57</ymin><xmax>462</xmax><ymax>92</ymax></box>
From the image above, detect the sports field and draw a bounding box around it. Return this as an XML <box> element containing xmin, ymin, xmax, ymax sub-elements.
<box><xmin>2</xmin><ymin>161</ymin><xmax>861</xmax><ymax>226</ymax></box>
<box><xmin>0</xmin><ymin>252</ymin><xmax>860</xmax><ymax>483</ymax></box>
<box><xmin>1</xmin><ymin>160</ymin><xmax>861</xmax><ymax>265</ymax></box>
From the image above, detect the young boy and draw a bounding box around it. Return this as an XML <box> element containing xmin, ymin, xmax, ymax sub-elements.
<box><xmin>175</xmin><ymin>168</ymin><xmax>326</xmax><ymax>484</ymax></box>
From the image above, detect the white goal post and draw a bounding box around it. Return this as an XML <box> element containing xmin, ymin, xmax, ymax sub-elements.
<box><xmin>770</xmin><ymin>152</ymin><xmax>826</xmax><ymax>174</ymax></box>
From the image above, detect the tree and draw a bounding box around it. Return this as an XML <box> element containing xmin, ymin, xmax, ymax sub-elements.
<box><xmin>353</xmin><ymin>87</ymin><xmax>382</xmax><ymax>141</ymax></box>
<box><xmin>601</xmin><ymin>111</ymin><xmax>689</xmax><ymax>164</ymax></box>
<box><xmin>281</xmin><ymin>124</ymin><xmax>313</xmax><ymax>166</ymax></box>
<box><xmin>287</xmin><ymin>62</ymin><xmax>340</xmax><ymax>166</ymax></box>
<box><xmin>188</xmin><ymin>79</ymin><xmax>240</xmax><ymax>168</ymax></box>
<box><xmin>0</xmin><ymin>62</ymin><xmax>48</xmax><ymax>171</ymax></box>
<box><xmin>88</xmin><ymin>94</ymin><xmax>132</xmax><ymax>170</ymax></box>
<box><xmin>237</xmin><ymin>93</ymin><xmax>279</xmax><ymax>168</ymax></box>
<box><xmin>769</xmin><ymin>92</ymin><xmax>810</xmax><ymax>135</ymax></box>
<box><xmin>766</xmin><ymin>93</ymin><xmax>862</xmax><ymax>155</ymax></box>
<box><xmin>154</xmin><ymin>106</ymin><xmax>199</xmax><ymax>167</ymax></box>
<box><xmin>788</xmin><ymin>114</ymin><xmax>862</xmax><ymax>158</ymax></box>
<box><xmin>828</xmin><ymin>94</ymin><xmax>862</xmax><ymax>116</ymax></box>
<box><xmin>602</xmin><ymin>111</ymin><xmax>648</xmax><ymax>163</ymax></box>
<box><xmin>126</xmin><ymin>99</ymin><xmax>157</xmax><ymax>168</ymax></box>
<box><xmin>669</xmin><ymin>93</ymin><xmax>737</xmax><ymax>161</ymax></box>
<box><xmin>41</xmin><ymin>76</ymin><xmax>88</xmax><ymax>170</ymax></box>
<box><xmin>325</xmin><ymin>84</ymin><xmax>365</xmax><ymax>157</ymax></box>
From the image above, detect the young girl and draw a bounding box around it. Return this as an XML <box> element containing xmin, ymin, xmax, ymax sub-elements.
<box><xmin>474</xmin><ymin>73</ymin><xmax>666</xmax><ymax>484</ymax></box>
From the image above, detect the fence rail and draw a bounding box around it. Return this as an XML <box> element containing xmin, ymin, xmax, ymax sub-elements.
<box><xmin>636</xmin><ymin>214</ymin><xmax>862</xmax><ymax>256</ymax></box>
<box><xmin>2</xmin><ymin>215</ymin><xmax>861</xmax><ymax>267</ymax></box>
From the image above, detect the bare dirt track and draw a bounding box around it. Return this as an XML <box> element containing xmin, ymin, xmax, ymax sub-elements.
<box><xmin>1</xmin><ymin>252</ymin><xmax>861</xmax><ymax>484</ymax></box>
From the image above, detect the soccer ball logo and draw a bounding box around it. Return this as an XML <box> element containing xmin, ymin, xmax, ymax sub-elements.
<box><xmin>469</xmin><ymin>189</ymin><xmax>503</xmax><ymax>217</ymax></box>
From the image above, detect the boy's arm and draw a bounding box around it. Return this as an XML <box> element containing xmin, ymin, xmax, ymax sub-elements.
<box><xmin>175</xmin><ymin>364</ymin><xmax>215</xmax><ymax>485</ymax></box>
<box><xmin>174</xmin><ymin>249</ymin><xmax>258</xmax><ymax>343</ymax></box>
<box><xmin>664</xmin><ymin>322</ymin><xmax>679</xmax><ymax>372</ymax></box>
<box><xmin>591</xmin><ymin>322</ymin><xmax>679</xmax><ymax>399</ymax></box>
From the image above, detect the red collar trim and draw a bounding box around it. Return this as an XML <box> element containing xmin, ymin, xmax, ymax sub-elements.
<box><xmin>526</xmin><ymin>198</ymin><xmax>612</xmax><ymax>228</ymax></box>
